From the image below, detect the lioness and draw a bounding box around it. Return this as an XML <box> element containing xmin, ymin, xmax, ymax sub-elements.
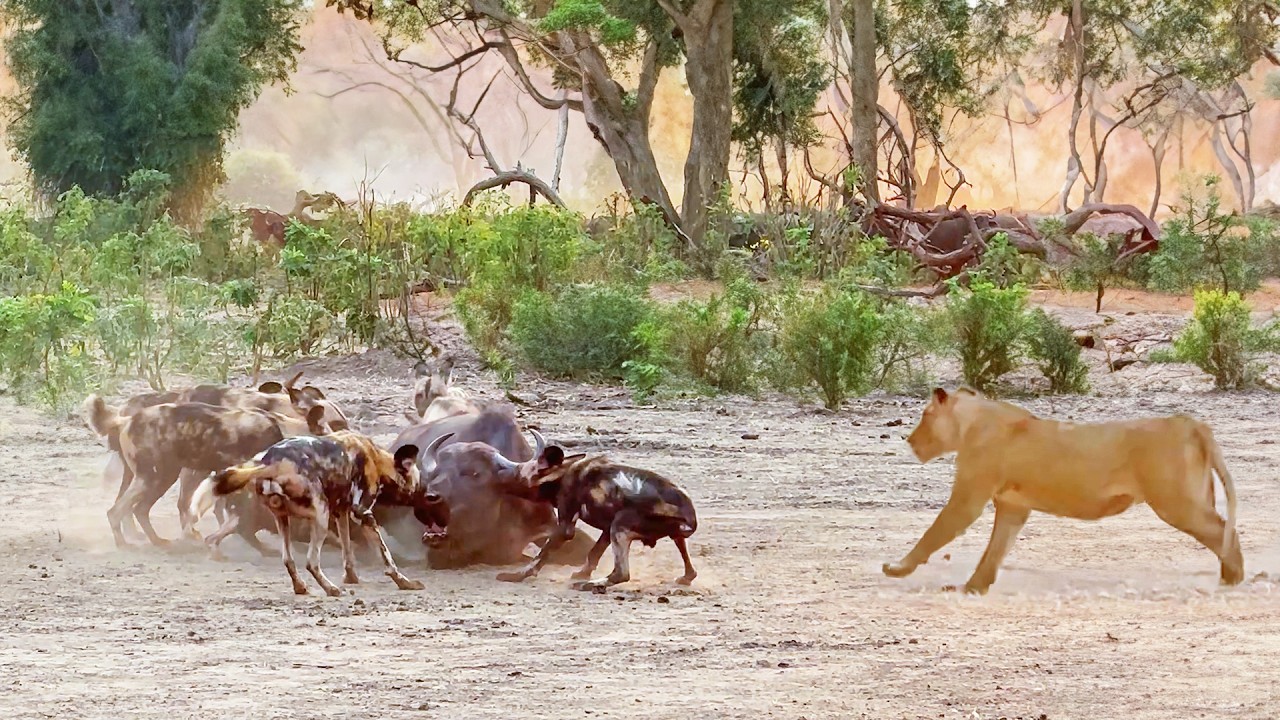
<box><xmin>883</xmin><ymin>387</ymin><xmax>1243</xmax><ymax>594</ymax></box>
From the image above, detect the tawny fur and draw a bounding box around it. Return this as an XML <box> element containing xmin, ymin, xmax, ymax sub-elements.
<box><xmin>883</xmin><ymin>387</ymin><xmax>1243</xmax><ymax>594</ymax></box>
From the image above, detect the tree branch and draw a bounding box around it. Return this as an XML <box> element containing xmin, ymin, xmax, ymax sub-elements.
<box><xmin>462</xmin><ymin>170</ymin><xmax>567</xmax><ymax>208</ymax></box>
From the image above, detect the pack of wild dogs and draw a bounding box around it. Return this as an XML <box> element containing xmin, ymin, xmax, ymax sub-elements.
<box><xmin>82</xmin><ymin>357</ymin><xmax>1245</xmax><ymax>597</ymax></box>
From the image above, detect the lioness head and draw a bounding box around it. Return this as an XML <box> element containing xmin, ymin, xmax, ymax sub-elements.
<box><xmin>907</xmin><ymin>387</ymin><xmax>971</xmax><ymax>462</ymax></box>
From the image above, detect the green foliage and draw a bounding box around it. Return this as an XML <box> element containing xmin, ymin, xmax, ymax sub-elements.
<box><xmin>973</xmin><ymin>233</ymin><xmax>1043</xmax><ymax>288</ymax></box>
<box><xmin>1146</xmin><ymin>176</ymin><xmax>1278</xmax><ymax>296</ymax></box>
<box><xmin>777</xmin><ymin>283</ymin><xmax>885</xmax><ymax>410</ymax></box>
<box><xmin>1171</xmin><ymin>289</ymin><xmax>1274</xmax><ymax>389</ymax></box>
<box><xmin>661</xmin><ymin>275</ymin><xmax>769</xmax><ymax>393</ymax></box>
<box><xmin>732</xmin><ymin>13</ymin><xmax>830</xmax><ymax>157</ymax></box>
<box><xmin>1</xmin><ymin>0</ymin><xmax>304</xmax><ymax>217</ymax></box>
<box><xmin>1026</xmin><ymin>309</ymin><xmax>1089</xmax><ymax>394</ymax></box>
<box><xmin>0</xmin><ymin>281</ymin><xmax>96</xmax><ymax>410</ymax></box>
<box><xmin>873</xmin><ymin>302</ymin><xmax>947</xmax><ymax>392</ymax></box>
<box><xmin>1062</xmin><ymin>232</ymin><xmax>1143</xmax><ymax>313</ymax></box>
<box><xmin>945</xmin><ymin>278</ymin><xmax>1029</xmax><ymax>393</ymax></box>
<box><xmin>508</xmin><ymin>284</ymin><xmax>654</xmax><ymax>378</ymax></box>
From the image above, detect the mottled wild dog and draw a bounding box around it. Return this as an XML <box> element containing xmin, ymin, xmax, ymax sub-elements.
<box><xmin>89</xmin><ymin>373</ymin><xmax>350</xmax><ymax>535</ymax></box>
<box><xmin>195</xmin><ymin>431</ymin><xmax>428</xmax><ymax>596</ymax></box>
<box><xmin>495</xmin><ymin>452</ymin><xmax>699</xmax><ymax>590</ymax></box>
<box><xmin>82</xmin><ymin>395</ymin><xmax>331</xmax><ymax>548</ymax></box>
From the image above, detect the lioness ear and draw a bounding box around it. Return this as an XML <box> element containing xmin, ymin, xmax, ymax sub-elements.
<box><xmin>932</xmin><ymin>387</ymin><xmax>949</xmax><ymax>404</ymax></box>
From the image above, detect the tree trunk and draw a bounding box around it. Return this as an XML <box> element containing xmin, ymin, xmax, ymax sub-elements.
<box><xmin>678</xmin><ymin>0</ymin><xmax>734</xmax><ymax>247</ymax></box>
<box><xmin>1058</xmin><ymin>0</ymin><xmax>1086</xmax><ymax>214</ymax></box>
<box><xmin>561</xmin><ymin>33</ymin><xmax>682</xmax><ymax>232</ymax></box>
<box><xmin>847</xmin><ymin>0</ymin><xmax>879</xmax><ymax>203</ymax></box>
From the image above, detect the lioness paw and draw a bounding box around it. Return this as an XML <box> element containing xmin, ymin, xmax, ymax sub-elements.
<box><xmin>882</xmin><ymin>561</ymin><xmax>915</xmax><ymax>578</ymax></box>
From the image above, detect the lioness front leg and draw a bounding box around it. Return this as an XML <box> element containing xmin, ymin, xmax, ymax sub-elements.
<box><xmin>883</xmin><ymin>483</ymin><xmax>988</xmax><ymax>580</ymax></box>
<box><xmin>953</xmin><ymin>501</ymin><xmax>1029</xmax><ymax>595</ymax></box>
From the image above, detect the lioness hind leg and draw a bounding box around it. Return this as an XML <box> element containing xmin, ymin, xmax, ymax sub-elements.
<box><xmin>883</xmin><ymin>482</ymin><xmax>988</xmax><ymax>580</ymax></box>
<box><xmin>1153</xmin><ymin>503</ymin><xmax>1244</xmax><ymax>586</ymax></box>
<box><xmin>957</xmin><ymin>502</ymin><xmax>1030</xmax><ymax>595</ymax></box>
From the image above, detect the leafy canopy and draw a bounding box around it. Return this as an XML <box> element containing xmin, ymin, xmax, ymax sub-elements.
<box><xmin>1</xmin><ymin>0</ymin><xmax>303</xmax><ymax>216</ymax></box>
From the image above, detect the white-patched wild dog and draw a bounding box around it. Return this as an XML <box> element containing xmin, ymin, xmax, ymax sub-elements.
<box><xmin>82</xmin><ymin>395</ymin><xmax>334</xmax><ymax>548</ymax></box>
<box><xmin>495</xmin><ymin>451</ymin><xmax>699</xmax><ymax>590</ymax></box>
<box><xmin>88</xmin><ymin>372</ymin><xmax>351</xmax><ymax>539</ymax></box>
<box><xmin>417</xmin><ymin>432</ymin><xmax>698</xmax><ymax>589</ymax></box>
<box><xmin>193</xmin><ymin>431</ymin><xmax>430</xmax><ymax>596</ymax></box>
<box><xmin>406</xmin><ymin>356</ymin><xmax>475</xmax><ymax>424</ymax></box>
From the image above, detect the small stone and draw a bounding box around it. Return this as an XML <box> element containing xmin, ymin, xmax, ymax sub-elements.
<box><xmin>741</xmin><ymin>433</ymin><xmax>760</xmax><ymax>440</ymax></box>
<box><xmin>656</xmin><ymin>596</ymin><xmax>670</xmax><ymax>604</ymax></box>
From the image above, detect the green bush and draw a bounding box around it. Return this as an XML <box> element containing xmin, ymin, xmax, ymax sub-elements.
<box><xmin>974</xmin><ymin>233</ymin><xmax>1043</xmax><ymax>289</ymax></box>
<box><xmin>1062</xmin><ymin>232</ymin><xmax>1144</xmax><ymax>313</ymax></box>
<box><xmin>1171</xmin><ymin>289</ymin><xmax>1273</xmax><ymax>389</ymax></box>
<box><xmin>1147</xmin><ymin>176</ymin><xmax>1278</xmax><ymax>295</ymax></box>
<box><xmin>1026</xmin><ymin>309</ymin><xmax>1089</xmax><ymax>394</ymax></box>
<box><xmin>873</xmin><ymin>302</ymin><xmax>946</xmax><ymax>392</ymax></box>
<box><xmin>508</xmin><ymin>284</ymin><xmax>654</xmax><ymax>377</ymax></box>
<box><xmin>661</xmin><ymin>276</ymin><xmax>769</xmax><ymax>393</ymax></box>
<box><xmin>777</xmin><ymin>284</ymin><xmax>885</xmax><ymax>410</ymax></box>
<box><xmin>946</xmin><ymin>279</ymin><xmax>1029</xmax><ymax>393</ymax></box>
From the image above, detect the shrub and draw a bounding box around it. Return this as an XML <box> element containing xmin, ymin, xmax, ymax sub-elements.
<box><xmin>973</xmin><ymin>232</ymin><xmax>1043</xmax><ymax>289</ymax></box>
<box><xmin>873</xmin><ymin>302</ymin><xmax>946</xmax><ymax>391</ymax></box>
<box><xmin>945</xmin><ymin>279</ymin><xmax>1029</xmax><ymax>393</ymax></box>
<box><xmin>508</xmin><ymin>284</ymin><xmax>654</xmax><ymax>377</ymax></box>
<box><xmin>1147</xmin><ymin>175</ymin><xmax>1277</xmax><ymax>295</ymax></box>
<box><xmin>661</xmin><ymin>275</ymin><xmax>770</xmax><ymax>393</ymax></box>
<box><xmin>0</xmin><ymin>281</ymin><xmax>97</xmax><ymax>410</ymax></box>
<box><xmin>777</xmin><ymin>284</ymin><xmax>885</xmax><ymax>410</ymax></box>
<box><xmin>1062</xmin><ymin>232</ymin><xmax>1143</xmax><ymax>313</ymax></box>
<box><xmin>1026</xmin><ymin>309</ymin><xmax>1089</xmax><ymax>394</ymax></box>
<box><xmin>1171</xmin><ymin>289</ymin><xmax>1272</xmax><ymax>389</ymax></box>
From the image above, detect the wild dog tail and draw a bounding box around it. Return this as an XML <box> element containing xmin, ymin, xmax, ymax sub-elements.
<box><xmin>1196</xmin><ymin>421</ymin><xmax>1238</xmax><ymax>552</ymax></box>
<box><xmin>82</xmin><ymin>394</ymin><xmax>122</xmax><ymax>443</ymax></box>
<box><xmin>186</xmin><ymin>472</ymin><xmax>221</xmax><ymax>533</ymax></box>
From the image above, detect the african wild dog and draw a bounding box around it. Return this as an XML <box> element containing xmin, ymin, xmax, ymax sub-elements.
<box><xmin>495</xmin><ymin>453</ymin><xmax>699</xmax><ymax>591</ymax></box>
<box><xmin>193</xmin><ymin>431</ymin><xmax>429</xmax><ymax>596</ymax></box>
<box><xmin>193</xmin><ymin>434</ymin><xmax>451</xmax><ymax>563</ymax></box>
<box><xmin>89</xmin><ymin>373</ymin><xmax>350</xmax><ymax>539</ymax></box>
<box><xmin>82</xmin><ymin>395</ymin><xmax>332</xmax><ymax>548</ymax></box>
<box><xmin>406</xmin><ymin>355</ymin><xmax>474</xmax><ymax>424</ymax></box>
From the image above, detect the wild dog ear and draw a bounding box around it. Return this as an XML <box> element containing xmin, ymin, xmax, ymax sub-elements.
<box><xmin>394</xmin><ymin>444</ymin><xmax>420</xmax><ymax>475</ymax></box>
<box><xmin>932</xmin><ymin>387</ymin><xmax>949</xmax><ymax>404</ymax></box>
<box><xmin>258</xmin><ymin>381</ymin><xmax>284</xmax><ymax>394</ymax></box>
<box><xmin>536</xmin><ymin>445</ymin><xmax>565</xmax><ymax>470</ymax></box>
<box><xmin>413</xmin><ymin>360</ymin><xmax>430</xmax><ymax>378</ymax></box>
<box><xmin>305</xmin><ymin>405</ymin><xmax>327</xmax><ymax>434</ymax></box>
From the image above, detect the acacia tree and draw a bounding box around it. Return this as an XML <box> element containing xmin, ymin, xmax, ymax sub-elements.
<box><xmin>328</xmin><ymin>0</ymin><xmax>827</xmax><ymax>247</ymax></box>
<box><xmin>1040</xmin><ymin>0</ymin><xmax>1278</xmax><ymax>214</ymax></box>
<box><xmin>821</xmin><ymin>0</ymin><xmax>1039</xmax><ymax>208</ymax></box>
<box><xmin>1</xmin><ymin>0</ymin><xmax>303</xmax><ymax>218</ymax></box>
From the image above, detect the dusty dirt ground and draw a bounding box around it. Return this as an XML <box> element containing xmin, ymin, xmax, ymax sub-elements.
<box><xmin>4</xmin><ymin>293</ymin><xmax>1280</xmax><ymax>720</ymax></box>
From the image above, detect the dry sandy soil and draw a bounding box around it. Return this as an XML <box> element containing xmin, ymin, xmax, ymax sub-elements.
<box><xmin>4</xmin><ymin>291</ymin><xmax>1280</xmax><ymax>720</ymax></box>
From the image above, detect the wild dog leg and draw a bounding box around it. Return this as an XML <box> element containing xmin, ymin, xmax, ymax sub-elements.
<box><xmin>132</xmin><ymin>470</ymin><xmax>178</xmax><ymax>548</ymax></box>
<box><xmin>496</xmin><ymin>521</ymin><xmax>575</xmax><ymax>583</ymax></box>
<box><xmin>305</xmin><ymin>508</ymin><xmax>343</xmax><ymax>597</ymax></box>
<box><xmin>570</xmin><ymin>532</ymin><xmax>611</xmax><ymax>581</ymax></box>
<box><xmin>275</xmin><ymin>514</ymin><xmax>308</xmax><ymax>595</ymax></box>
<box><xmin>883</xmin><ymin>479</ymin><xmax>988</xmax><ymax>579</ymax></box>
<box><xmin>338</xmin><ymin>516</ymin><xmax>360</xmax><ymax>585</ymax></box>
<box><xmin>106</xmin><ymin>465</ymin><xmax>144</xmax><ymax>548</ymax></box>
<box><xmin>951</xmin><ymin>501</ymin><xmax>1029</xmax><ymax>595</ymax></box>
<box><xmin>203</xmin><ymin>508</ymin><xmax>244</xmax><ymax>560</ymax></box>
<box><xmin>355</xmin><ymin>514</ymin><xmax>424</xmax><ymax>590</ymax></box>
<box><xmin>106</xmin><ymin>454</ymin><xmax>146</xmax><ymax>542</ymax></box>
<box><xmin>175</xmin><ymin>468</ymin><xmax>205</xmax><ymax>540</ymax></box>
<box><xmin>573</xmin><ymin>514</ymin><xmax>639</xmax><ymax>591</ymax></box>
<box><xmin>672</xmin><ymin>535</ymin><xmax>698</xmax><ymax>585</ymax></box>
